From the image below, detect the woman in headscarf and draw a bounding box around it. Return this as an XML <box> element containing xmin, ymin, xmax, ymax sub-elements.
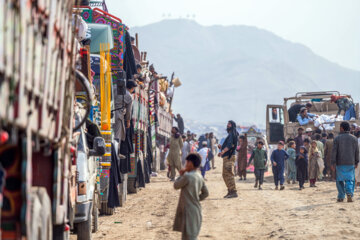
<box><xmin>308</xmin><ymin>140</ymin><xmax>321</xmax><ymax>187</ymax></box>
<box><xmin>236</xmin><ymin>134</ymin><xmax>248</xmax><ymax>180</ymax></box>
<box><xmin>331</xmin><ymin>95</ymin><xmax>356</xmax><ymax>120</ymax></box>
<box><xmin>167</xmin><ymin>127</ymin><xmax>184</xmax><ymax>181</ymax></box>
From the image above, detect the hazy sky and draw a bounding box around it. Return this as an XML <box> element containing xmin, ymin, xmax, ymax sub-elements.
<box><xmin>106</xmin><ymin>0</ymin><xmax>360</xmax><ymax>71</ymax></box>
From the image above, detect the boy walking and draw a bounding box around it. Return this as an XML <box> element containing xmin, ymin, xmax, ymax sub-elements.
<box><xmin>296</xmin><ymin>146</ymin><xmax>308</xmax><ymax>190</ymax></box>
<box><xmin>173</xmin><ymin>153</ymin><xmax>209</xmax><ymax>240</ymax></box>
<box><xmin>248</xmin><ymin>141</ymin><xmax>267</xmax><ymax>190</ymax></box>
<box><xmin>271</xmin><ymin>141</ymin><xmax>289</xmax><ymax>190</ymax></box>
<box><xmin>198</xmin><ymin>141</ymin><xmax>211</xmax><ymax>179</ymax></box>
<box><xmin>287</xmin><ymin>141</ymin><xmax>297</xmax><ymax>184</ymax></box>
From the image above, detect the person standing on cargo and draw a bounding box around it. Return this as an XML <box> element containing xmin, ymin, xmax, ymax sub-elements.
<box><xmin>218</xmin><ymin>120</ymin><xmax>238</xmax><ymax>198</ymax></box>
<box><xmin>114</xmin><ymin>80</ymin><xmax>137</xmax><ymax>155</ymax></box>
<box><xmin>331</xmin><ymin>95</ymin><xmax>356</xmax><ymax>120</ymax></box>
<box><xmin>168</xmin><ymin>127</ymin><xmax>184</xmax><ymax>181</ymax></box>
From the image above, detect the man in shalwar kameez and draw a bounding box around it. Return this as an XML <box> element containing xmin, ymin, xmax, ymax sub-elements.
<box><xmin>332</xmin><ymin>122</ymin><xmax>359</xmax><ymax>202</ymax></box>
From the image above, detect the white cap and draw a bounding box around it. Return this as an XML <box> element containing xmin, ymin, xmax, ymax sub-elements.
<box><xmin>305</xmin><ymin>128</ymin><xmax>312</xmax><ymax>132</ymax></box>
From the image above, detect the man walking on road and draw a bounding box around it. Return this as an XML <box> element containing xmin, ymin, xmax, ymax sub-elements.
<box><xmin>218</xmin><ymin>121</ymin><xmax>238</xmax><ymax>198</ymax></box>
<box><xmin>167</xmin><ymin>127</ymin><xmax>184</xmax><ymax>181</ymax></box>
<box><xmin>332</xmin><ymin>122</ymin><xmax>359</xmax><ymax>202</ymax></box>
<box><xmin>236</xmin><ymin>134</ymin><xmax>248</xmax><ymax>180</ymax></box>
<box><xmin>209</xmin><ymin>132</ymin><xmax>216</xmax><ymax>169</ymax></box>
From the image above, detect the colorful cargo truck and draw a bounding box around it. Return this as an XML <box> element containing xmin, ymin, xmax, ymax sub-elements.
<box><xmin>0</xmin><ymin>1</ymin><xmax>77</xmax><ymax>239</ymax></box>
<box><xmin>75</xmin><ymin>5</ymin><xmax>128</xmax><ymax>214</ymax></box>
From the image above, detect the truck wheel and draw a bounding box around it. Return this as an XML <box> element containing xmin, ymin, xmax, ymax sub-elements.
<box><xmin>30</xmin><ymin>187</ymin><xmax>52</xmax><ymax>240</ymax></box>
<box><xmin>92</xmin><ymin>194</ymin><xmax>99</xmax><ymax>233</ymax></box>
<box><xmin>76</xmin><ymin>203</ymin><xmax>92</xmax><ymax>240</ymax></box>
<box><xmin>100</xmin><ymin>202</ymin><xmax>114</xmax><ymax>215</ymax></box>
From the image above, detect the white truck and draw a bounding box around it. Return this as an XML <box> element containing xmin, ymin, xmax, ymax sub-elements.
<box><xmin>266</xmin><ymin>91</ymin><xmax>360</xmax><ymax>144</ymax></box>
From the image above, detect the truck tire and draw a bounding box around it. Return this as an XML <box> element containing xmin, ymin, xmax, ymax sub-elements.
<box><xmin>30</xmin><ymin>187</ymin><xmax>52</xmax><ymax>240</ymax></box>
<box><xmin>76</xmin><ymin>203</ymin><xmax>92</xmax><ymax>240</ymax></box>
<box><xmin>100</xmin><ymin>202</ymin><xmax>114</xmax><ymax>215</ymax></box>
<box><xmin>92</xmin><ymin>194</ymin><xmax>99</xmax><ymax>233</ymax></box>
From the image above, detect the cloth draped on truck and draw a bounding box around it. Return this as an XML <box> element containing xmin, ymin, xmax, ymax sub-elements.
<box><xmin>108</xmin><ymin>144</ymin><xmax>122</xmax><ymax>208</ymax></box>
<box><xmin>123</xmin><ymin>30</ymin><xmax>137</xmax><ymax>80</ymax></box>
<box><xmin>119</xmin><ymin>121</ymin><xmax>135</xmax><ymax>173</ymax></box>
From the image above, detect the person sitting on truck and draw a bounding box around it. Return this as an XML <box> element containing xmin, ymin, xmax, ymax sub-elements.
<box><xmin>297</xmin><ymin>107</ymin><xmax>316</xmax><ymax>126</ymax></box>
<box><xmin>331</xmin><ymin>95</ymin><xmax>356</xmax><ymax>120</ymax></box>
<box><xmin>288</xmin><ymin>103</ymin><xmax>313</xmax><ymax>122</ymax></box>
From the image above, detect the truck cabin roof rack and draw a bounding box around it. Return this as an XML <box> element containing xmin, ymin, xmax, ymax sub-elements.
<box><xmin>284</xmin><ymin>91</ymin><xmax>342</xmax><ymax>101</ymax></box>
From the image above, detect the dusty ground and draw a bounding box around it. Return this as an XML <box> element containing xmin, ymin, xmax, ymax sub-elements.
<box><xmin>88</xmin><ymin>157</ymin><xmax>360</xmax><ymax>240</ymax></box>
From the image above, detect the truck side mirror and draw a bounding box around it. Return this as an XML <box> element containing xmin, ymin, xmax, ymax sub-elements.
<box><xmin>89</xmin><ymin>137</ymin><xmax>106</xmax><ymax>156</ymax></box>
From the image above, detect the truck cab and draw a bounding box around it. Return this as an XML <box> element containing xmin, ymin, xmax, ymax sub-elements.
<box><xmin>266</xmin><ymin>91</ymin><xmax>360</xmax><ymax>144</ymax></box>
<box><xmin>72</xmin><ymin>105</ymin><xmax>105</xmax><ymax>240</ymax></box>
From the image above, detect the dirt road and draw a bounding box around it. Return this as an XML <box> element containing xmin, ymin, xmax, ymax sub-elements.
<box><xmin>91</xmin><ymin>158</ymin><xmax>360</xmax><ymax>240</ymax></box>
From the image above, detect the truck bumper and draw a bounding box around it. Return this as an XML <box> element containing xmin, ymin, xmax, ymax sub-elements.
<box><xmin>74</xmin><ymin>201</ymin><xmax>92</xmax><ymax>223</ymax></box>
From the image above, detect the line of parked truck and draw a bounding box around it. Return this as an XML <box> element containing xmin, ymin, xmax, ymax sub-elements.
<box><xmin>0</xmin><ymin>1</ymin><xmax>175</xmax><ymax>239</ymax></box>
